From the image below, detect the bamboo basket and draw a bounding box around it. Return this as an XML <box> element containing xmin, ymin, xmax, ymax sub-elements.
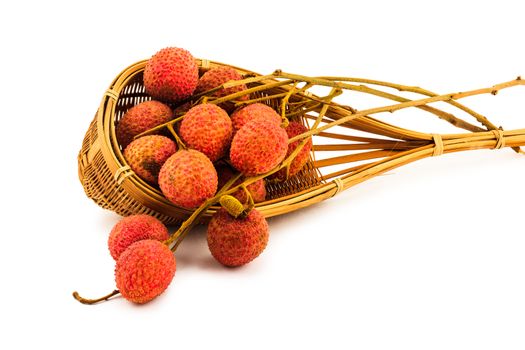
<box><xmin>78</xmin><ymin>59</ymin><xmax>525</xmax><ymax>225</ymax></box>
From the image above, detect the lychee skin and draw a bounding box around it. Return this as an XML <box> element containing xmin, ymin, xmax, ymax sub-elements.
<box><xmin>230</xmin><ymin>119</ymin><xmax>288</xmax><ymax>176</ymax></box>
<box><xmin>116</xmin><ymin>100</ymin><xmax>174</xmax><ymax>149</ymax></box>
<box><xmin>124</xmin><ymin>135</ymin><xmax>177</xmax><ymax>184</ymax></box>
<box><xmin>115</xmin><ymin>240</ymin><xmax>176</xmax><ymax>304</ymax></box>
<box><xmin>158</xmin><ymin>150</ymin><xmax>218</xmax><ymax>209</ymax></box>
<box><xmin>237</xmin><ymin>179</ymin><xmax>266</xmax><ymax>203</ymax></box>
<box><xmin>273</xmin><ymin>121</ymin><xmax>312</xmax><ymax>181</ymax></box>
<box><xmin>195</xmin><ymin>66</ymin><xmax>248</xmax><ymax>98</ymax></box>
<box><xmin>143</xmin><ymin>47</ymin><xmax>199</xmax><ymax>102</ymax></box>
<box><xmin>207</xmin><ymin>208</ymin><xmax>269</xmax><ymax>267</ymax></box>
<box><xmin>216</xmin><ymin>164</ymin><xmax>266</xmax><ymax>203</ymax></box>
<box><xmin>108</xmin><ymin>214</ymin><xmax>169</xmax><ymax>260</ymax></box>
<box><xmin>179</xmin><ymin>104</ymin><xmax>232</xmax><ymax>162</ymax></box>
<box><xmin>230</xmin><ymin>103</ymin><xmax>281</xmax><ymax>135</ymax></box>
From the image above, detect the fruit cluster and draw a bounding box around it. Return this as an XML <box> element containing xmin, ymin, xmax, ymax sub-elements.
<box><xmin>74</xmin><ymin>47</ymin><xmax>313</xmax><ymax>305</ymax></box>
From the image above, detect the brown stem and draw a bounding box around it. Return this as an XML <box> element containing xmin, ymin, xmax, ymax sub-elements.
<box><xmin>167</xmin><ymin>124</ymin><xmax>186</xmax><ymax>150</ymax></box>
<box><xmin>73</xmin><ymin>290</ymin><xmax>120</xmax><ymax>305</ymax></box>
<box><xmin>286</xmin><ymin>77</ymin><xmax>525</xmax><ymax>144</ymax></box>
<box><xmin>241</xmin><ymin>185</ymin><xmax>255</xmax><ymax>213</ymax></box>
<box><xmin>318</xmin><ymin>76</ymin><xmax>495</xmax><ymax>131</ymax></box>
<box><xmin>134</xmin><ymin>115</ymin><xmax>185</xmax><ymax>140</ymax></box>
<box><xmin>235</xmin><ymin>92</ymin><xmax>290</xmax><ymax>106</ymax></box>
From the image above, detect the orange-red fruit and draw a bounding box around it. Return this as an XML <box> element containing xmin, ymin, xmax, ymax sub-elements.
<box><xmin>179</xmin><ymin>104</ymin><xmax>232</xmax><ymax>162</ymax></box>
<box><xmin>273</xmin><ymin>121</ymin><xmax>312</xmax><ymax>181</ymax></box>
<box><xmin>108</xmin><ymin>214</ymin><xmax>169</xmax><ymax>260</ymax></box>
<box><xmin>124</xmin><ymin>135</ymin><xmax>177</xmax><ymax>184</ymax></box>
<box><xmin>195</xmin><ymin>66</ymin><xmax>248</xmax><ymax>110</ymax></box>
<box><xmin>115</xmin><ymin>240</ymin><xmax>176</xmax><ymax>304</ymax></box>
<box><xmin>230</xmin><ymin>119</ymin><xmax>288</xmax><ymax>176</ymax></box>
<box><xmin>230</xmin><ymin>103</ymin><xmax>281</xmax><ymax>135</ymax></box>
<box><xmin>116</xmin><ymin>100</ymin><xmax>174</xmax><ymax>149</ymax></box>
<box><xmin>216</xmin><ymin>164</ymin><xmax>266</xmax><ymax>203</ymax></box>
<box><xmin>207</xmin><ymin>208</ymin><xmax>269</xmax><ymax>267</ymax></box>
<box><xmin>158</xmin><ymin>150</ymin><xmax>218</xmax><ymax>209</ymax></box>
<box><xmin>143</xmin><ymin>47</ymin><xmax>199</xmax><ymax>102</ymax></box>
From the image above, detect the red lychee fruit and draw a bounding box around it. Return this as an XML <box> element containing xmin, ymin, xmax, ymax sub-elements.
<box><xmin>230</xmin><ymin>119</ymin><xmax>288</xmax><ymax>176</ymax></box>
<box><xmin>272</xmin><ymin>121</ymin><xmax>312</xmax><ymax>181</ymax></box>
<box><xmin>116</xmin><ymin>100</ymin><xmax>174</xmax><ymax>149</ymax></box>
<box><xmin>108</xmin><ymin>214</ymin><xmax>169</xmax><ymax>260</ymax></box>
<box><xmin>179</xmin><ymin>104</ymin><xmax>232</xmax><ymax>162</ymax></box>
<box><xmin>115</xmin><ymin>239</ymin><xmax>176</xmax><ymax>304</ymax></box>
<box><xmin>123</xmin><ymin>135</ymin><xmax>177</xmax><ymax>184</ymax></box>
<box><xmin>195</xmin><ymin>66</ymin><xmax>249</xmax><ymax>111</ymax></box>
<box><xmin>158</xmin><ymin>150</ymin><xmax>218</xmax><ymax>209</ymax></box>
<box><xmin>230</xmin><ymin>103</ymin><xmax>281</xmax><ymax>135</ymax></box>
<box><xmin>143</xmin><ymin>47</ymin><xmax>199</xmax><ymax>102</ymax></box>
<box><xmin>207</xmin><ymin>208</ymin><xmax>269</xmax><ymax>267</ymax></box>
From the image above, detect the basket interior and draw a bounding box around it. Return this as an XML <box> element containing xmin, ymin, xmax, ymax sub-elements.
<box><xmin>113</xmin><ymin>70</ymin><xmax>324</xmax><ymax>203</ymax></box>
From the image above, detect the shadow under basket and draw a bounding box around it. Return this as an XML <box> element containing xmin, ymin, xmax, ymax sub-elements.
<box><xmin>78</xmin><ymin>59</ymin><xmax>525</xmax><ymax>225</ymax></box>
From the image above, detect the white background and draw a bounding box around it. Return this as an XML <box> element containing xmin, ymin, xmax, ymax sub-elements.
<box><xmin>2</xmin><ymin>1</ymin><xmax>525</xmax><ymax>349</ymax></box>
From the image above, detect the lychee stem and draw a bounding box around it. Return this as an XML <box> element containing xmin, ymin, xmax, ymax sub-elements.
<box><xmin>315</xmin><ymin>76</ymin><xmax>501</xmax><ymax>132</ymax></box>
<box><xmin>242</xmin><ymin>185</ymin><xmax>255</xmax><ymax>213</ymax></box>
<box><xmin>285</xmin><ymin>76</ymin><xmax>525</xmax><ymax>145</ymax></box>
<box><xmin>167</xmin><ymin>124</ymin><xmax>186</xmax><ymax>150</ymax></box>
<box><xmin>234</xmin><ymin>92</ymin><xmax>290</xmax><ymax>107</ymax></box>
<box><xmin>165</xmin><ymin>173</ymin><xmax>243</xmax><ymax>251</ymax></box>
<box><xmin>251</xmin><ymin>71</ymin><xmax>521</xmax><ymax>153</ymax></box>
<box><xmin>279</xmin><ymin>81</ymin><xmax>299</xmax><ymax>128</ymax></box>
<box><xmin>318</xmin><ymin>77</ymin><xmax>485</xmax><ymax>133</ymax></box>
<box><xmin>72</xmin><ymin>290</ymin><xmax>120</xmax><ymax>305</ymax></box>
<box><xmin>134</xmin><ymin>115</ymin><xmax>185</xmax><ymax>140</ymax></box>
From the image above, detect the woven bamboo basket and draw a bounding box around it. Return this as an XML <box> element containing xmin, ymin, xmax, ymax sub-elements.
<box><xmin>78</xmin><ymin>58</ymin><xmax>525</xmax><ymax>225</ymax></box>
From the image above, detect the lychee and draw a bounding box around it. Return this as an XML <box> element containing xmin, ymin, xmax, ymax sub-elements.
<box><xmin>216</xmin><ymin>163</ymin><xmax>266</xmax><ymax>203</ymax></box>
<box><xmin>230</xmin><ymin>103</ymin><xmax>281</xmax><ymax>135</ymax></box>
<box><xmin>108</xmin><ymin>214</ymin><xmax>169</xmax><ymax>260</ymax></box>
<box><xmin>124</xmin><ymin>135</ymin><xmax>177</xmax><ymax>184</ymax></box>
<box><xmin>195</xmin><ymin>66</ymin><xmax>249</xmax><ymax>110</ymax></box>
<box><xmin>143</xmin><ymin>47</ymin><xmax>199</xmax><ymax>102</ymax></box>
<box><xmin>179</xmin><ymin>104</ymin><xmax>232</xmax><ymax>162</ymax></box>
<box><xmin>230</xmin><ymin>119</ymin><xmax>288</xmax><ymax>176</ymax></box>
<box><xmin>272</xmin><ymin>121</ymin><xmax>312</xmax><ymax>181</ymax></box>
<box><xmin>115</xmin><ymin>239</ymin><xmax>176</xmax><ymax>304</ymax></box>
<box><xmin>116</xmin><ymin>100</ymin><xmax>174</xmax><ymax>149</ymax></box>
<box><xmin>207</xmin><ymin>208</ymin><xmax>269</xmax><ymax>267</ymax></box>
<box><xmin>158</xmin><ymin>150</ymin><xmax>218</xmax><ymax>209</ymax></box>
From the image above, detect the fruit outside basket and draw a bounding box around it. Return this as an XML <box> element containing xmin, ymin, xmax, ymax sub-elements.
<box><xmin>78</xmin><ymin>58</ymin><xmax>525</xmax><ymax>225</ymax></box>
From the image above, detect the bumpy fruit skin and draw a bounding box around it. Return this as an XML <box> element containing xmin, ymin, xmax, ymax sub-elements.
<box><xmin>179</xmin><ymin>104</ymin><xmax>232</xmax><ymax>162</ymax></box>
<box><xmin>124</xmin><ymin>135</ymin><xmax>177</xmax><ymax>184</ymax></box>
<box><xmin>115</xmin><ymin>240</ymin><xmax>176</xmax><ymax>304</ymax></box>
<box><xmin>195</xmin><ymin>66</ymin><xmax>248</xmax><ymax>98</ymax></box>
<box><xmin>207</xmin><ymin>208</ymin><xmax>269</xmax><ymax>267</ymax></box>
<box><xmin>158</xmin><ymin>150</ymin><xmax>218</xmax><ymax>209</ymax></box>
<box><xmin>230</xmin><ymin>103</ymin><xmax>281</xmax><ymax>135</ymax></box>
<box><xmin>230</xmin><ymin>119</ymin><xmax>288</xmax><ymax>176</ymax></box>
<box><xmin>216</xmin><ymin>164</ymin><xmax>266</xmax><ymax>203</ymax></box>
<box><xmin>143</xmin><ymin>47</ymin><xmax>199</xmax><ymax>102</ymax></box>
<box><xmin>273</xmin><ymin>121</ymin><xmax>312</xmax><ymax>181</ymax></box>
<box><xmin>116</xmin><ymin>100</ymin><xmax>174</xmax><ymax>149</ymax></box>
<box><xmin>108</xmin><ymin>215</ymin><xmax>169</xmax><ymax>260</ymax></box>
